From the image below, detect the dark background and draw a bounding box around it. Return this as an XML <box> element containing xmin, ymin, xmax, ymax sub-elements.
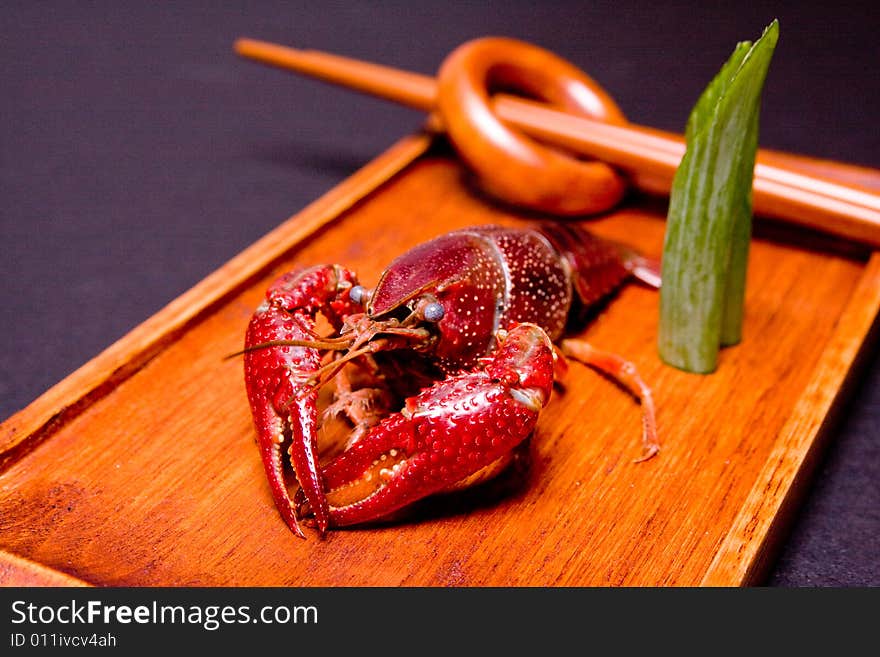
<box><xmin>1</xmin><ymin>1</ymin><xmax>877</xmax><ymax>585</ymax></box>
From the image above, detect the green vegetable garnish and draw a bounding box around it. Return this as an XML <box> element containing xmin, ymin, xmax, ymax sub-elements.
<box><xmin>658</xmin><ymin>20</ymin><xmax>779</xmax><ymax>373</ymax></box>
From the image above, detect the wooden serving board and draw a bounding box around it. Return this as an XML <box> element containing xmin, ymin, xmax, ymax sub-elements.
<box><xmin>1</xmin><ymin>132</ymin><xmax>878</xmax><ymax>587</ymax></box>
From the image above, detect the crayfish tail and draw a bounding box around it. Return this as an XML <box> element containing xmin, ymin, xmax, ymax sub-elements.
<box><xmin>627</xmin><ymin>254</ymin><xmax>662</xmax><ymax>290</ymax></box>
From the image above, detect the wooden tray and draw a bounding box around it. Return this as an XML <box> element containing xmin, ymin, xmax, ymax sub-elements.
<box><xmin>1</xmin><ymin>132</ymin><xmax>878</xmax><ymax>587</ymax></box>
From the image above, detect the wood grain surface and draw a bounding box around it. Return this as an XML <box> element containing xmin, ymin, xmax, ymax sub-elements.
<box><xmin>1</xmin><ymin>134</ymin><xmax>878</xmax><ymax>586</ymax></box>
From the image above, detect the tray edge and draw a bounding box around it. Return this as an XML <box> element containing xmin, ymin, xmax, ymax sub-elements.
<box><xmin>0</xmin><ymin>549</ymin><xmax>91</xmax><ymax>587</ymax></box>
<box><xmin>701</xmin><ymin>252</ymin><xmax>880</xmax><ymax>585</ymax></box>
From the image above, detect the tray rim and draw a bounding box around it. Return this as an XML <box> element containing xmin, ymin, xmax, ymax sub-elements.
<box><xmin>1</xmin><ymin>130</ymin><xmax>879</xmax><ymax>587</ymax></box>
<box><xmin>702</xmin><ymin>254</ymin><xmax>880</xmax><ymax>584</ymax></box>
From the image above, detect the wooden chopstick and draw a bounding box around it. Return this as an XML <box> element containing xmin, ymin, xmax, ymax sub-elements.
<box><xmin>234</xmin><ymin>38</ymin><xmax>880</xmax><ymax>248</ymax></box>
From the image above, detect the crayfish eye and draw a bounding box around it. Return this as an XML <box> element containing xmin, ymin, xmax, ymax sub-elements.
<box><xmin>423</xmin><ymin>301</ymin><xmax>445</xmax><ymax>322</ymax></box>
<box><xmin>349</xmin><ymin>285</ymin><xmax>368</xmax><ymax>305</ymax></box>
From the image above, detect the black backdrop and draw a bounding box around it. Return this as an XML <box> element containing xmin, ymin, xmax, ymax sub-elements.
<box><xmin>2</xmin><ymin>1</ymin><xmax>878</xmax><ymax>586</ymax></box>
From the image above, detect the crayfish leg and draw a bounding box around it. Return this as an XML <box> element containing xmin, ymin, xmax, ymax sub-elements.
<box><xmin>325</xmin><ymin>365</ymin><xmax>397</xmax><ymax>450</ymax></box>
<box><xmin>559</xmin><ymin>339</ymin><xmax>659</xmax><ymax>462</ymax></box>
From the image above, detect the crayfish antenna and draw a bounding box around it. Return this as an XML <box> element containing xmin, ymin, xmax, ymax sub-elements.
<box><xmin>225</xmin><ymin>335</ymin><xmax>355</xmax><ymax>360</ymax></box>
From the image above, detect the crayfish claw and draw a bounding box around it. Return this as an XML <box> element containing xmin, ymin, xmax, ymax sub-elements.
<box><xmin>243</xmin><ymin>264</ymin><xmax>360</xmax><ymax>536</ymax></box>
<box><xmin>308</xmin><ymin>323</ymin><xmax>557</xmax><ymax>527</ymax></box>
<box><xmin>286</xmin><ymin>393</ymin><xmax>331</xmax><ymax>534</ymax></box>
<box><xmin>249</xmin><ymin>404</ymin><xmax>306</xmax><ymax>538</ymax></box>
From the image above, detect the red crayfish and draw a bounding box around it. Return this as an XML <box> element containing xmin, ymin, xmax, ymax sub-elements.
<box><xmin>243</xmin><ymin>222</ymin><xmax>660</xmax><ymax>537</ymax></box>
